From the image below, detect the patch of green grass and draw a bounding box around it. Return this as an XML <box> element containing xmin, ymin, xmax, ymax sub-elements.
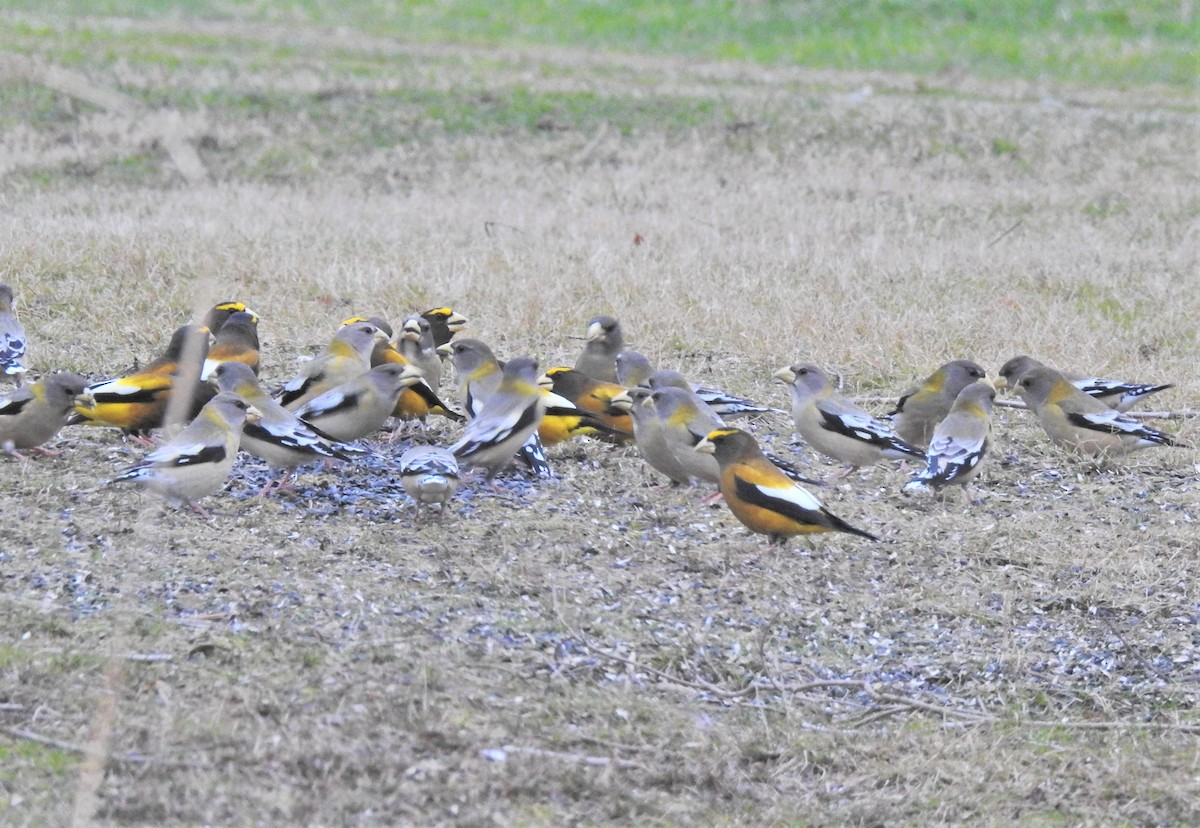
<box><xmin>0</xmin><ymin>742</ymin><xmax>79</xmax><ymax>777</ymax></box>
<box><xmin>4</xmin><ymin>0</ymin><xmax>1196</xmax><ymax>87</ymax></box>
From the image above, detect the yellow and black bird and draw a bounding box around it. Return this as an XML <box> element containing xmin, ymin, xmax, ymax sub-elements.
<box><xmin>202</xmin><ymin>310</ymin><xmax>260</xmax><ymax>379</ymax></box>
<box><xmin>696</xmin><ymin>427</ymin><xmax>878</xmax><ymax>545</ymax></box>
<box><xmin>201</xmin><ymin>300</ymin><xmax>258</xmax><ymax>334</ymax></box>
<box><xmin>543</xmin><ymin>367</ymin><xmax>633</xmax><ymax>442</ymax></box>
<box><xmin>421</xmin><ymin>307</ymin><xmax>469</xmax><ymax>348</ymax></box>
<box><xmin>73</xmin><ymin>324</ymin><xmax>211</xmax><ymax>437</ymax></box>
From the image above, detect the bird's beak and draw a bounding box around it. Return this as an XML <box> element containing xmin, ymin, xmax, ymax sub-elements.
<box><xmin>992</xmin><ymin>376</ymin><xmax>1007</xmax><ymax>392</ymax></box>
<box><xmin>436</xmin><ymin>343</ymin><xmax>454</xmax><ymax>357</ymax></box>
<box><xmin>537</xmin><ymin>373</ymin><xmax>554</xmax><ymax>391</ymax></box>
<box><xmin>372</xmin><ymin>328</ymin><xmax>390</xmax><ymax>344</ymax></box>
<box><xmin>399</xmin><ymin>364</ymin><xmax>426</xmax><ymax>383</ymax></box>
<box><xmin>74</xmin><ymin>391</ymin><xmax>95</xmax><ymax>407</ymax></box>
<box><xmin>445</xmin><ymin>311</ymin><xmax>468</xmax><ymax>332</ymax></box>
<box><xmin>245</xmin><ymin>404</ymin><xmax>264</xmax><ymax>424</ymax></box>
<box><xmin>585</xmin><ymin>321</ymin><xmax>606</xmax><ymax>342</ymax></box>
<box><xmin>401</xmin><ymin>319</ymin><xmax>423</xmax><ymax>339</ymax></box>
<box><xmin>608</xmin><ymin>390</ymin><xmax>633</xmax><ymax>413</ymax></box>
<box><xmin>772</xmin><ymin>367</ymin><xmax>796</xmax><ymax>384</ymax></box>
<box><xmin>694</xmin><ymin>436</ymin><xmax>715</xmax><ymax>455</ymax></box>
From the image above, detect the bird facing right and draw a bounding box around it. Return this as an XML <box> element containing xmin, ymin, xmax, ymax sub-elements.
<box><xmin>451</xmin><ymin>356</ymin><xmax>548</xmax><ymax>479</ymax></box>
<box><xmin>573</xmin><ymin>315</ymin><xmax>623</xmax><ymax>383</ymax></box>
<box><xmin>888</xmin><ymin>359</ymin><xmax>988</xmax><ymax>448</ymax></box>
<box><xmin>904</xmin><ymin>380</ymin><xmax>996</xmax><ymax>495</ymax></box>
<box><xmin>696</xmin><ymin>427</ymin><xmax>878</xmax><ymax>545</ymax></box>
<box><xmin>0</xmin><ymin>372</ymin><xmax>88</xmax><ymax>458</ymax></box>
<box><xmin>106</xmin><ymin>392</ymin><xmax>260</xmax><ymax>516</ymax></box>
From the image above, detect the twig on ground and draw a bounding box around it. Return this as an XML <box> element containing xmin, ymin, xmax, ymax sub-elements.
<box><xmin>500</xmin><ymin>744</ymin><xmax>644</xmax><ymax>770</ymax></box>
<box><xmin>853</xmin><ymin>395</ymin><xmax>1199</xmax><ymax>419</ymax></box>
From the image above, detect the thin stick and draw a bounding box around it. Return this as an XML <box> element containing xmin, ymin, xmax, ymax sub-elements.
<box><xmin>500</xmin><ymin>744</ymin><xmax>644</xmax><ymax>770</ymax></box>
<box><xmin>986</xmin><ymin>219</ymin><xmax>1024</xmax><ymax>248</ymax></box>
<box><xmin>853</xmin><ymin>395</ymin><xmax>1199</xmax><ymax>420</ymax></box>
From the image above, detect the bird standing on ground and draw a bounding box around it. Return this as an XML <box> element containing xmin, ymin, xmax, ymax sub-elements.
<box><xmin>291</xmin><ymin>362</ymin><xmax>425</xmax><ymax>443</ymax></box>
<box><xmin>648</xmin><ymin>386</ymin><xmax>725</xmax><ymax>485</ymax></box>
<box><xmin>72</xmin><ymin>324</ymin><xmax>211</xmax><ymax>437</ymax></box>
<box><xmin>696</xmin><ymin>427</ymin><xmax>878</xmax><ymax>545</ymax></box>
<box><xmin>106</xmin><ymin>393</ymin><xmax>260</xmax><ymax>517</ymax></box>
<box><xmin>610</xmin><ymin>386</ymin><xmax>693</xmax><ymax>485</ymax></box>
<box><xmin>451</xmin><ymin>356</ymin><xmax>548</xmax><ymax>480</ymax></box>
<box><xmin>904</xmin><ymin>380</ymin><xmax>996</xmax><ymax>495</ymax></box>
<box><xmin>573</xmin><ymin>315</ymin><xmax>623</xmax><ymax>383</ymax></box>
<box><xmin>543</xmin><ymin>367</ymin><xmax>633</xmax><ymax>441</ymax></box>
<box><xmin>997</xmin><ymin>355</ymin><xmax>1173</xmax><ymax>412</ymax></box>
<box><xmin>775</xmin><ymin>363</ymin><xmax>922</xmax><ymax>476</ymax></box>
<box><xmin>278</xmin><ymin>321</ymin><xmax>384</xmax><ymax>411</ymax></box>
<box><xmin>1013</xmin><ymin>367</ymin><xmax>1180</xmax><ymax>459</ymax></box>
<box><xmin>0</xmin><ymin>284</ymin><xmax>27</xmax><ymax>386</ymax></box>
<box><xmin>443</xmin><ymin>339</ymin><xmax>551</xmax><ymax>475</ymax></box>
<box><xmin>0</xmin><ymin>372</ymin><xmax>88</xmax><ymax>459</ymax></box>
<box><xmin>888</xmin><ymin>359</ymin><xmax>988</xmax><ymax>448</ymax></box>
<box><xmin>399</xmin><ymin>445</ymin><xmax>460</xmax><ymax>516</ymax></box>
<box><xmin>210</xmin><ymin>362</ymin><xmax>361</xmax><ymax>495</ymax></box>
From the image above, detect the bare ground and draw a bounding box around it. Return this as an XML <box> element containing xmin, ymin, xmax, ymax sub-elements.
<box><xmin>1</xmin><ymin>13</ymin><xmax>1199</xmax><ymax>826</ymax></box>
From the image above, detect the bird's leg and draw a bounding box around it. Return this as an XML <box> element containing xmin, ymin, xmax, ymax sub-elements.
<box><xmin>828</xmin><ymin>464</ymin><xmax>858</xmax><ymax>481</ymax></box>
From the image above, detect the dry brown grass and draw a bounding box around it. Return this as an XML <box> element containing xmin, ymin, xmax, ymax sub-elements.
<box><xmin>1</xmin><ymin>12</ymin><xmax>1198</xmax><ymax>826</ymax></box>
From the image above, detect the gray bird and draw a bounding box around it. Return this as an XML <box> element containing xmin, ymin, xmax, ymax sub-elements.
<box><xmin>399</xmin><ymin>445</ymin><xmax>460</xmax><ymax>516</ymax></box>
<box><xmin>0</xmin><ymin>372</ymin><xmax>87</xmax><ymax>458</ymax></box>
<box><xmin>0</xmin><ymin>284</ymin><xmax>28</xmax><ymax>386</ymax></box>
<box><xmin>573</xmin><ymin>315</ymin><xmax>623</xmax><ymax>383</ymax></box>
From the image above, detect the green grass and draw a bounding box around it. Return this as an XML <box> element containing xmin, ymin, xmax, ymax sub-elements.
<box><xmin>3</xmin><ymin>0</ymin><xmax>1197</xmax><ymax>87</ymax></box>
